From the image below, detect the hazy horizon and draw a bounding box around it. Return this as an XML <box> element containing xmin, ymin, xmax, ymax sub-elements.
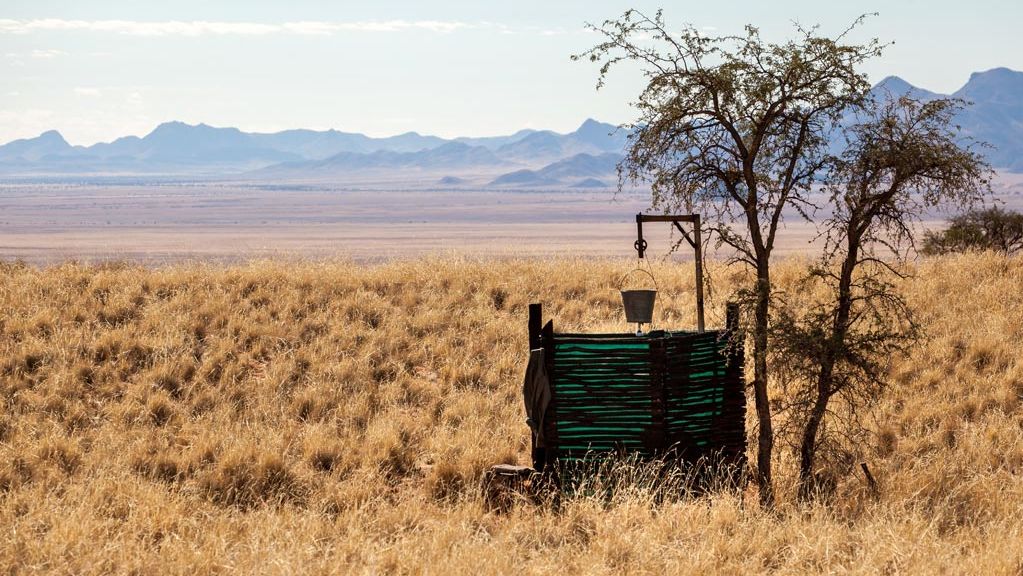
<box><xmin>3</xmin><ymin>0</ymin><xmax>1022</xmax><ymax>146</ymax></box>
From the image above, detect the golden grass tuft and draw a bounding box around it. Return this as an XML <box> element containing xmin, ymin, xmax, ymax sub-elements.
<box><xmin>1</xmin><ymin>254</ymin><xmax>1023</xmax><ymax>572</ymax></box>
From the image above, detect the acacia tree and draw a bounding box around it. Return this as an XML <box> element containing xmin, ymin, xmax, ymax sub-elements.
<box><xmin>922</xmin><ymin>207</ymin><xmax>1023</xmax><ymax>255</ymax></box>
<box><xmin>772</xmin><ymin>96</ymin><xmax>990</xmax><ymax>499</ymax></box>
<box><xmin>576</xmin><ymin>10</ymin><xmax>882</xmax><ymax>504</ymax></box>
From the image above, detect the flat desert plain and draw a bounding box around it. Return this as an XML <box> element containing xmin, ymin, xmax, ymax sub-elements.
<box><xmin>0</xmin><ymin>174</ymin><xmax>1021</xmax><ymax>263</ymax></box>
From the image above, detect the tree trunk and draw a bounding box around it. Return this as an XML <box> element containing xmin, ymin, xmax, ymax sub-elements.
<box><xmin>797</xmin><ymin>233</ymin><xmax>859</xmax><ymax>499</ymax></box>
<box><xmin>797</xmin><ymin>381</ymin><xmax>830</xmax><ymax>500</ymax></box>
<box><xmin>753</xmin><ymin>262</ymin><xmax>775</xmax><ymax>506</ymax></box>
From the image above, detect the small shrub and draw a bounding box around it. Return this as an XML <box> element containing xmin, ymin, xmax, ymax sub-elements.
<box><xmin>200</xmin><ymin>451</ymin><xmax>306</xmax><ymax>509</ymax></box>
<box><xmin>146</xmin><ymin>395</ymin><xmax>178</xmax><ymax>427</ymax></box>
<box><xmin>37</xmin><ymin>437</ymin><xmax>82</xmax><ymax>475</ymax></box>
<box><xmin>922</xmin><ymin>207</ymin><xmax>1023</xmax><ymax>255</ymax></box>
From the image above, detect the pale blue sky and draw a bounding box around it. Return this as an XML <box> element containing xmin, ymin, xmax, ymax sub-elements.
<box><xmin>2</xmin><ymin>0</ymin><xmax>1020</xmax><ymax>145</ymax></box>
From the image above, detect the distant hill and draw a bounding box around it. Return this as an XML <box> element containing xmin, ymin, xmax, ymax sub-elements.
<box><xmin>489</xmin><ymin>152</ymin><xmax>622</xmax><ymax>188</ymax></box>
<box><xmin>454</xmin><ymin>129</ymin><xmax>539</xmax><ymax>150</ymax></box>
<box><xmin>536</xmin><ymin>152</ymin><xmax>621</xmax><ymax>180</ymax></box>
<box><xmin>438</xmin><ymin>175</ymin><xmax>468</xmax><ymax>186</ymax></box>
<box><xmin>0</xmin><ymin>130</ymin><xmax>72</xmax><ymax>161</ymax></box>
<box><xmin>495</xmin><ymin>119</ymin><xmax>628</xmax><ymax>164</ymax></box>
<box><xmin>489</xmin><ymin>169</ymin><xmax>560</xmax><ymax>187</ymax></box>
<box><xmin>571</xmin><ymin>177</ymin><xmax>610</xmax><ymax>188</ymax></box>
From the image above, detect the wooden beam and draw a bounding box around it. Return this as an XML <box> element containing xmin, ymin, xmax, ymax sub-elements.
<box><xmin>636</xmin><ymin>215</ymin><xmax>700</xmax><ymax>223</ymax></box>
<box><xmin>635</xmin><ymin>214</ymin><xmax>646</xmax><ymax>258</ymax></box>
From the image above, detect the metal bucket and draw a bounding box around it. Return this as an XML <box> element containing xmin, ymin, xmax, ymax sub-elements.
<box><xmin>621</xmin><ymin>289</ymin><xmax>657</xmax><ymax>323</ymax></box>
<box><xmin>617</xmin><ymin>267</ymin><xmax>658</xmax><ymax>326</ymax></box>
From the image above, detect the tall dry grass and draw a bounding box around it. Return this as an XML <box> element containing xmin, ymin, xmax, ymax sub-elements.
<box><xmin>1</xmin><ymin>254</ymin><xmax>1022</xmax><ymax>574</ymax></box>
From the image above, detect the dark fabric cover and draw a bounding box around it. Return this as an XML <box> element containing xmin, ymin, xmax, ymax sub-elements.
<box><xmin>522</xmin><ymin>348</ymin><xmax>552</xmax><ymax>447</ymax></box>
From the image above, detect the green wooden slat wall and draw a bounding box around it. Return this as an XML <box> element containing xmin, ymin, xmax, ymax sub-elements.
<box><xmin>545</xmin><ymin>330</ymin><xmax>745</xmax><ymax>467</ymax></box>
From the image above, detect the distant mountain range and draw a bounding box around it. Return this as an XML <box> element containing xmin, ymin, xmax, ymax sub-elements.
<box><xmin>2</xmin><ymin>67</ymin><xmax>1022</xmax><ymax>186</ymax></box>
<box><xmin>0</xmin><ymin>117</ymin><xmax>629</xmax><ymax>187</ymax></box>
<box><xmin>872</xmin><ymin>67</ymin><xmax>1023</xmax><ymax>171</ymax></box>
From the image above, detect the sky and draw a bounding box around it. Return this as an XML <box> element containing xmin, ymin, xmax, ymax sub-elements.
<box><xmin>1</xmin><ymin>0</ymin><xmax>1021</xmax><ymax>146</ymax></box>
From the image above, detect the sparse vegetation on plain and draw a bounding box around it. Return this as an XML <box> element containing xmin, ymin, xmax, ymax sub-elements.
<box><xmin>923</xmin><ymin>206</ymin><xmax>1023</xmax><ymax>256</ymax></box>
<box><xmin>2</xmin><ymin>255</ymin><xmax>1023</xmax><ymax>573</ymax></box>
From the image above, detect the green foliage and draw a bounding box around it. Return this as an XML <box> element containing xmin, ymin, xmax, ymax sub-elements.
<box><xmin>922</xmin><ymin>207</ymin><xmax>1023</xmax><ymax>255</ymax></box>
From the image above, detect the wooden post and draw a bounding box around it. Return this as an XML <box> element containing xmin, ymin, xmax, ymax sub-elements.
<box><xmin>538</xmin><ymin>319</ymin><xmax>555</xmax><ymax>473</ymax></box>
<box><xmin>635</xmin><ymin>214</ymin><xmax>646</xmax><ymax>258</ymax></box>
<box><xmin>528</xmin><ymin>303</ymin><xmax>544</xmax><ymax>472</ymax></box>
<box><xmin>528</xmin><ymin>303</ymin><xmax>542</xmax><ymax>350</ymax></box>
<box><xmin>726</xmin><ymin>302</ymin><xmax>739</xmax><ymax>333</ymax></box>
<box><xmin>694</xmin><ymin>214</ymin><xmax>705</xmax><ymax>333</ymax></box>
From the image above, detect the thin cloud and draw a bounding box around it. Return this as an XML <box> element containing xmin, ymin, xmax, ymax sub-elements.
<box><xmin>282</xmin><ymin>20</ymin><xmax>470</xmax><ymax>34</ymax></box>
<box><xmin>31</xmin><ymin>49</ymin><xmax>66</xmax><ymax>58</ymax></box>
<box><xmin>73</xmin><ymin>87</ymin><xmax>102</xmax><ymax>97</ymax></box>
<box><xmin>0</xmin><ymin>18</ymin><xmax>478</xmax><ymax>36</ymax></box>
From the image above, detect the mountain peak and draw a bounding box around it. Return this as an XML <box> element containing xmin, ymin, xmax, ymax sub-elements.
<box><xmin>148</xmin><ymin>121</ymin><xmax>236</xmax><ymax>133</ymax></box>
<box><xmin>433</xmin><ymin>141</ymin><xmax>471</xmax><ymax>151</ymax></box>
<box><xmin>146</xmin><ymin>121</ymin><xmax>192</xmax><ymax>137</ymax></box>
<box><xmin>574</xmin><ymin>118</ymin><xmax>615</xmax><ymax>136</ymax></box>
<box><xmin>145</xmin><ymin>121</ymin><xmax>247</xmax><ymax>142</ymax></box>
<box><xmin>37</xmin><ymin>130</ymin><xmax>69</xmax><ymax>145</ymax></box>
<box><xmin>871</xmin><ymin>75</ymin><xmax>939</xmax><ymax>101</ymax></box>
<box><xmin>0</xmin><ymin>129</ymin><xmax>71</xmax><ymax>161</ymax></box>
<box><xmin>967</xmin><ymin>67</ymin><xmax>1021</xmax><ymax>81</ymax></box>
<box><xmin>955</xmin><ymin>67</ymin><xmax>1023</xmax><ymax>103</ymax></box>
<box><xmin>568</xmin><ymin>118</ymin><xmax>629</xmax><ymax>154</ymax></box>
<box><xmin>875</xmin><ymin>76</ymin><xmax>914</xmax><ymax>92</ymax></box>
<box><xmin>961</xmin><ymin>67</ymin><xmax>1023</xmax><ymax>89</ymax></box>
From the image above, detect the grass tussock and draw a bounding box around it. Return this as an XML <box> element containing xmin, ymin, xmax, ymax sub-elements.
<box><xmin>1</xmin><ymin>254</ymin><xmax>1023</xmax><ymax>573</ymax></box>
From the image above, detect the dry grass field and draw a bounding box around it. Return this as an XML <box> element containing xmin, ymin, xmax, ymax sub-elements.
<box><xmin>2</xmin><ymin>254</ymin><xmax>1023</xmax><ymax>574</ymax></box>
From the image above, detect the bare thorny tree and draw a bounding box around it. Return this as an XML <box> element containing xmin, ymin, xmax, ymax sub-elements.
<box><xmin>576</xmin><ymin>10</ymin><xmax>883</xmax><ymax>505</ymax></box>
<box><xmin>772</xmin><ymin>96</ymin><xmax>990</xmax><ymax>500</ymax></box>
